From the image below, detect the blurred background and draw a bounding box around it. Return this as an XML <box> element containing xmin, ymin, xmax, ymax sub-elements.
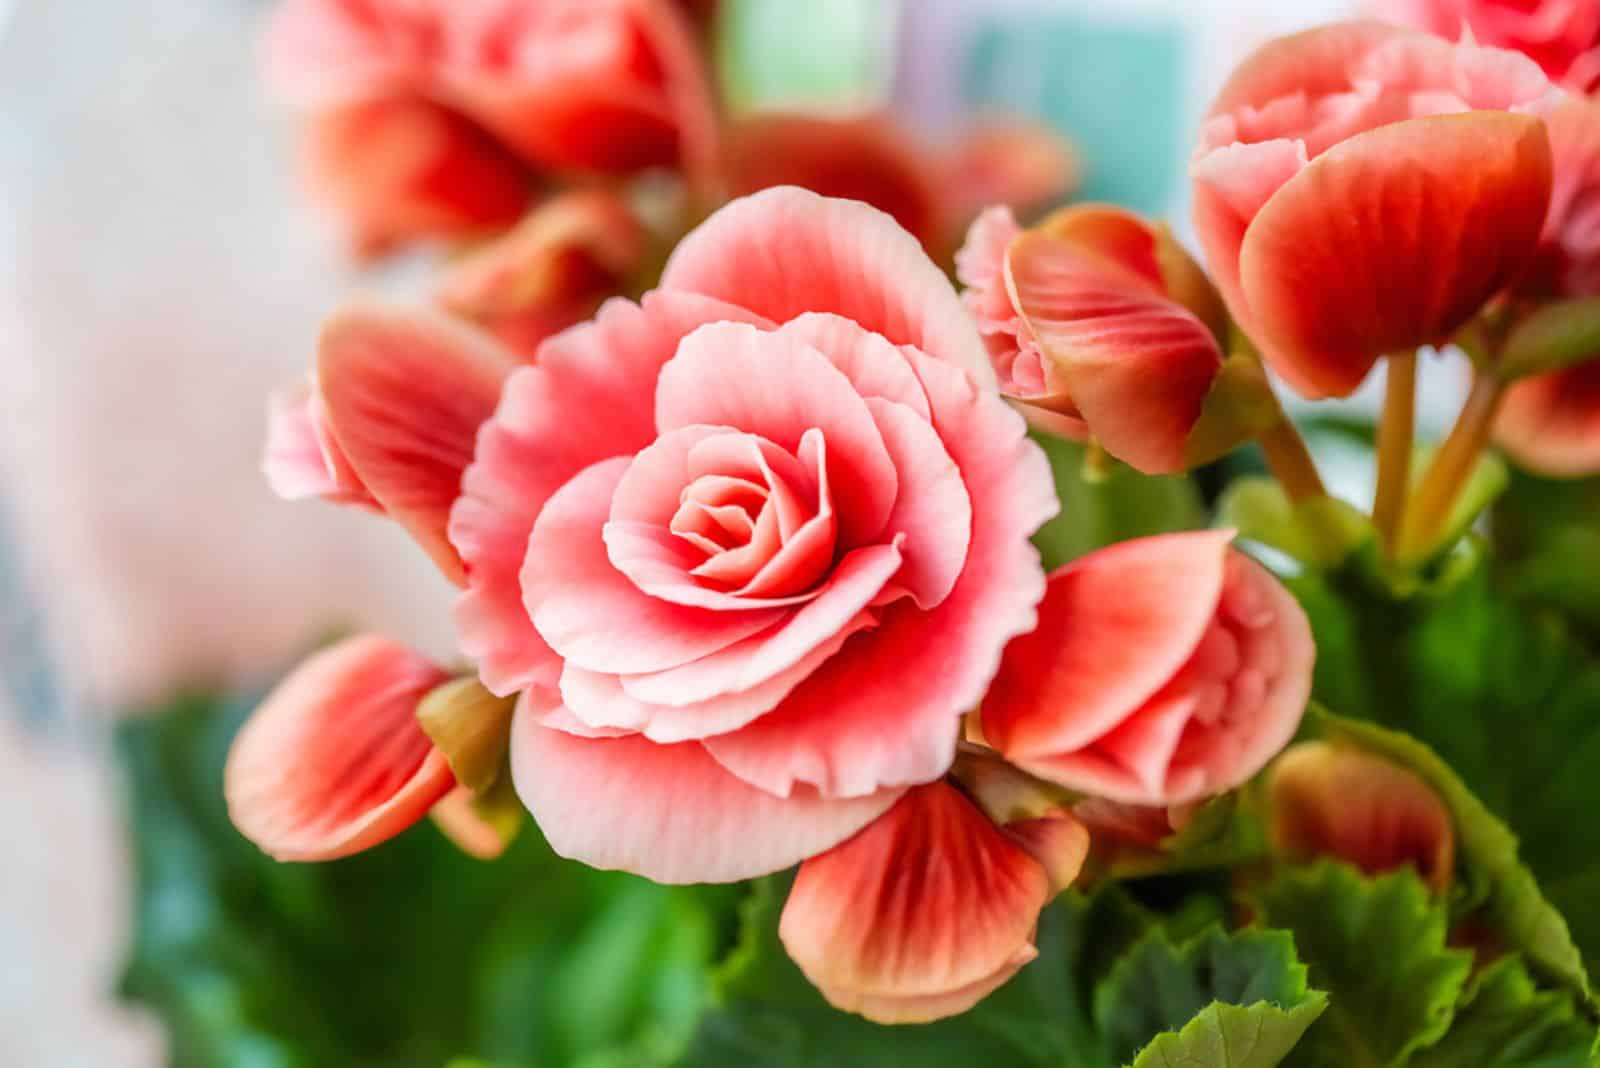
<box><xmin>0</xmin><ymin>1</ymin><xmax>1362</xmax><ymax>1063</ymax></box>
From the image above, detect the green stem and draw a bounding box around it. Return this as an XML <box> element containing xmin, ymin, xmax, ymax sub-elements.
<box><xmin>1400</xmin><ymin>372</ymin><xmax>1507</xmax><ymax>560</ymax></box>
<box><xmin>1259</xmin><ymin>415</ymin><xmax>1326</xmax><ymax>503</ymax></box>
<box><xmin>1372</xmin><ymin>351</ymin><xmax>1417</xmax><ymax>555</ymax></box>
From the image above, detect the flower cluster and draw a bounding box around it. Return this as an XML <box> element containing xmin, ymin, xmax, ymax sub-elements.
<box><xmin>231</xmin><ymin>2</ymin><xmax>1600</xmax><ymax>1037</ymax></box>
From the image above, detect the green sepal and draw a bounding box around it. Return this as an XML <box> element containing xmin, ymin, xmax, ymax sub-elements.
<box><xmin>1183</xmin><ymin>351</ymin><xmax>1284</xmax><ymax>470</ymax></box>
<box><xmin>1497</xmin><ymin>298</ymin><xmax>1600</xmax><ymax>381</ymax></box>
<box><xmin>416</xmin><ymin>676</ymin><xmax>518</xmax><ymax>793</ymax></box>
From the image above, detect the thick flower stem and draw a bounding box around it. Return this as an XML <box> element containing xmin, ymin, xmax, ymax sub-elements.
<box><xmin>1258</xmin><ymin>415</ymin><xmax>1327</xmax><ymax>503</ymax></box>
<box><xmin>1401</xmin><ymin>372</ymin><xmax>1508</xmax><ymax>560</ymax></box>
<box><xmin>1372</xmin><ymin>351</ymin><xmax>1417</xmax><ymax>555</ymax></box>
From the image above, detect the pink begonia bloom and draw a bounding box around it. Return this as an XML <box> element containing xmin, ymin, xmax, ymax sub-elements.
<box><xmin>779</xmin><ymin>782</ymin><xmax>1087</xmax><ymax>1024</ymax></box>
<box><xmin>1498</xmin><ymin>94</ymin><xmax>1600</xmax><ymax>475</ymax></box>
<box><xmin>955</xmin><ymin>203</ymin><xmax>1232</xmax><ymax>474</ymax></box>
<box><xmin>225</xmin><ymin>635</ymin><xmax>456</xmax><ymax>861</ymax></box>
<box><xmin>1193</xmin><ymin>20</ymin><xmax>1558</xmax><ymax>398</ymax></box>
<box><xmin>1383</xmin><ymin>0</ymin><xmax>1600</xmax><ymax>92</ymax></box>
<box><xmin>983</xmin><ymin>530</ymin><xmax>1314</xmax><ymax>806</ymax></box>
<box><xmin>426</xmin><ymin>186</ymin><xmax>1058</xmax><ymax>884</ymax></box>
<box><xmin>1268</xmin><ymin>742</ymin><xmax>1456</xmax><ymax>893</ymax></box>
<box><xmin>264</xmin><ymin>0</ymin><xmax>716</xmax><ymax>255</ymax></box>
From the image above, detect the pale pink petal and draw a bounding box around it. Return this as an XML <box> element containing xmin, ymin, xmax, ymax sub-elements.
<box><xmin>263</xmin><ymin>381</ymin><xmax>377</xmax><ymax>507</ymax></box>
<box><xmin>224</xmin><ymin>635</ymin><xmax>454</xmax><ymax>862</ymax></box>
<box><xmin>770</xmin><ymin>313</ymin><xmax>933</xmax><ymax>420</ymax></box>
<box><xmin>655</xmin><ymin>321</ymin><xmax>898</xmax><ymax>547</ymax></box>
<box><xmin>450</xmin><ymin>291</ymin><xmax>768</xmax><ymax>695</ymax></box>
<box><xmin>318</xmin><ymin>301</ymin><xmax>519</xmax><ymax>584</ymax></box>
<box><xmin>983</xmin><ymin>530</ymin><xmax>1232</xmax><ymax>760</ymax></box>
<box><xmin>660</xmin><ymin>186</ymin><xmax>994</xmax><ymax>387</ymax></box>
<box><xmin>779</xmin><ymin>783</ymin><xmax>1050</xmax><ymax>1024</ymax></box>
<box><xmin>509</xmin><ymin>709</ymin><xmax>902</xmax><ymax>883</ymax></box>
<box><xmin>263</xmin><ymin>0</ymin><xmax>440</xmax><ymax>106</ymax></box>
<box><xmin>865</xmin><ymin>397</ymin><xmax>970</xmax><ymax>608</ymax></box>
<box><xmin>1206</xmin><ymin>19</ymin><xmax>1410</xmax><ymax>122</ymax></box>
<box><xmin>523</xmin><ymin>458</ymin><xmax>785</xmax><ymax>675</ymax></box>
<box><xmin>1496</xmin><ymin>364</ymin><xmax>1600</xmax><ymax>477</ymax></box>
<box><xmin>705</xmin><ymin>351</ymin><xmax>1056</xmax><ymax>799</ymax></box>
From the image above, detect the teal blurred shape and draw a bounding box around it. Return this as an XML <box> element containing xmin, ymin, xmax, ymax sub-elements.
<box><xmin>962</xmin><ymin>12</ymin><xmax>1186</xmax><ymax>216</ymax></box>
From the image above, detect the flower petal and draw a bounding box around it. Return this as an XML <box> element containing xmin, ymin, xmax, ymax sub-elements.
<box><xmin>509</xmin><ymin>709</ymin><xmax>902</xmax><ymax>883</ymax></box>
<box><xmin>1239</xmin><ymin>112</ymin><xmax>1553</xmax><ymax>398</ymax></box>
<box><xmin>983</xmin><ymin>530</ymin><xmax>1232</xmax><ymax>761</ymax></box>
<box><xmin>449</xmin><ymin>291</ymin><xmax>767</xmax><ymax>695</ymax></box>
<box><xmin>224</xmin><ymin>635</ymin><xmax>454</xmax><ymax>862</ymax></box>
<box><xmin>523</xmin><ymin>458</ymin><xmax>785</xmax><ymax>675</ymax></box>
<box><xmin>1496</xmin><ymin>363</ymin><xmax>1600</xmax><ymax>477</ymax></box>
<box><xmin>661</xmin><ymin>186</ymin><xmax>994</xmax><ymax>387</ymax></box>
<box><xmin>318</xmin><ymin>301</ymin><xmax>519</xmax><ymax>584</ymax></box>
<box><xmin>1006</xmin><ymin>232</ymin><xmax>1224</xmax><ymax>474</ymax></box>
<box><xmin>864</xmin><ymin>397</ymin><xmax>970</xmax><ymax>608</ymax></box>
<box><xmin>779</xmin><ymin>782</ymin><xmax>1050</xmax><ymax>1024</ymax></box>
<box><xmin>705</xmin><ymin>351</ymin><xmax>1056</xmax><ymax>798</ymax></box>
<box><xmin>1206</xmin><ymin>19</ymin><xmax>1409</xmax><ymax>121</ymax></box>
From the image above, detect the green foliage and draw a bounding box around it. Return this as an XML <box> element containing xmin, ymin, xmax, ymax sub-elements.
<box><xmin>1095</xmin><ymin>926</ymin><xmax>1325</xmax><ymax>1068</ymax></box>
<box><xmin>1251</xmin><ymin>863</ymin><xmax>1473</xmax><ymax>1068</ymax></box>
<box><xmin>1030</xmin><ymin>431</ymin><xmax>1206</xmax><ymax>570</ymax></box>
<box><xmin>117</xmin><ymin>691</ymin><xmax>739</xmax><ymax>1068</ymax></box>
<box><xmin>1410</xmin><ymin>957</ymin><xmax>1596</xmax><ymax>1068</ymax></box>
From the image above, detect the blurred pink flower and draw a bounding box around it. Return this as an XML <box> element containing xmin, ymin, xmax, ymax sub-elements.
<box><xmin>983</xmin><ymin>530</ymin><xmax>1314</xmax><ymax>806</ymax></box>
<box><xmin>1383</xmin><ymin>0</ymin><xmax>1600</xmax><ymax>92</ymax></box>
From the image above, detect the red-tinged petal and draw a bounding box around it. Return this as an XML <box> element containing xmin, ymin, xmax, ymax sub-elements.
<box><xmin>1269</xmin><ymin>741</ymin><xmax>1455</xmax><ymax>892</ymax></box>
<box><xmin>956</xmin><ymin>207</ymin><xmax>1072</xmax><ymax>407</ymax></box>
<box><xmin>1206</xmin><ymin>19</ymin><xmax>1410</xmax><ymax>120</ymax></box>
<box><xmin>655</xmin><ymin>321</ymin><xmax>900</xmax><ymax>547</ymax></box>
<box><xmin>1496</xmin><ymin>362</ymin><xmax>1600</xmax><ymax>476</ymax></box>
<box><xmin>1536</xmin><ymin>95</ymin><xmax>1600</xmax><ymax>298</ymax></box>
<box><xmin>984</xmin><ymin>530</ymin><xmax>1232</xmax><ymax>761</ymax></box>
<box><xmin>1003</xmin><ymin>810</ymin><xmax>1090</xmax><ymax>895</ymax></box>
<box><xmin>723</xmin><ymin>112</ymin><xmax>942</xmax><ymax>252</ymax></box>
<box><xmin>302</xmin><ymin>96</ymin><xmax>535</xmax><ymax>261</ymax></box>
<box><xmin>508</xmin><ymin>709</ymin><xmax>901</xmax><ymax>883</ymax></box>
<box><xmin>771</xmin><ymin>314</ymin><xmax>933</xmax><ymax>420</ymax></box>
<box><xmin>435</xmin><ymin>188</ymin><xmax>647</xmax><ymax>359</ymax></box>
<box><xmin>865</xmin><ymin>398</ymin><xmax>971</xmax><ymax>608</ymax></box>
<box><xmin>1239</xmin><ymin>112</ymin><xmax>1553</xmax><ymax>399</ymax></box>
<box><xmin>429</xmin><ymin>785</ymin><xmax>509</xmax><ymax>860</ymax></box>
<box><xmin>779</xmin><ymin>782</ymin><xmax>1050</xmax><ymax>1024</ymax></box>
<box><xmin>1036</xmin><ymin>203</ymin><xmax>1166</xmax><ymax>288</ymax></box>
<box><xmin>263</xmin><ymin>0</ymin><xmax>439</xmax><ymax>106</ymax></box>
<box><xmin>661</xmin><ymin>186</ymin><xmax>994</xmax><ymax>388</ymax></box>
<box><xmin>318</xmin><ymin>301</ymin><xmax>518</xmax><ymax>584</ymax></box>
<box><xmin>705</xmin><ymin>351</ymin><xmax>1056</xmax><ymax>799</ymax></box>
<box><xmin>523</xmin><ymin>458</ymin><xmax>786</xmax><ymax>675</ymax></box>
<box><xmin>224</xmin><ymin>635</ymin><xmax>454</xmax><ymax>862</ymax></box>
<box><xmin>1006</xmin><ymin>232</ymin><xmax>1224</xmax><ymax>474</ymax></box>
<box><xmin>450</xmin><ymin>291</ymin><xmax>768</xmax><ymax>695</ymax></box>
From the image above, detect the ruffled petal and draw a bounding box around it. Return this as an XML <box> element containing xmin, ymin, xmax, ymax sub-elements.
<box><xmin>983</xmin><ymin>530</ymin><xmax>1231</xmax><ymax>760</ymax></box>
<box><xmin>661</xmin><ymin>186</ymin><xmax>994</xmax><ymax>387</ymax></box>
<box><xmin>1206</xmin><ymin>19</ymin><xmax>1410</xmax><ymax>122</ymax></box>
<box><xmin>1238</xmin><ymin>112</ymin><xmax>1552</xmax><ymax>398</ymax></box>
<box><xmin>508</xmin><ymin>709</ymin><xmax>902</xmax><ymax>883</ymax></box>
<box><xmin>224</xmin><ymin>635</ymin><xmax>454</xmax><ymax>862</ymax></box>
<box><xmin>779</xmin><ymin>783</ymin><xmax>1050</xmax><ymax>1024</ymax></box>
<box><xmin>705</xmin><ymin>351</ymin><xmax>1056</xmax><ymax>799</ymax></box>
<box><xmin>450</xmin><ymin>291</ymin><xmax>767</xmax><ymax>695</ymax></box>
<box><xmin>1005</xmin><ymin>232</ymin><xmax>1224</xmax><ymax>474</ymax></box>
<box><xmin>318</xmin><ymin>301</ymin><xmax>519</xmax><ymax>583</ymax></box>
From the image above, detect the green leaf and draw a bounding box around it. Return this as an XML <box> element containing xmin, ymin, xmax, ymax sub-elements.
<box><xmin>117</xmin><ymin>690</ymin><xmax>738</xmax><ymax>1067</ymax></box>
<box><xmin>1031</xmin><ymin>430</ymin><xmax>1206</xmax><ymax>570</ymax></box>
<box><xmin>1215</xmin><ymin>476</ymin><xmax>1372</xmax><ymax>568</ymax></box>
<box><xmin>1498</xmin><ymin>298</ymin><xmax>1600</xmax><ymax>381</ymax></box>
<box><xmin>1251</xmin><ymin>863</ymin><xmax>1473</xmax><ymax>1068</ymax></box>
<box><xmin>1410</xmin><ymin>956</ymin><xmax>1597</xmax><ymax>1068</ymax></box>
<box><xmin>1300</xmin><ymin>708</ymin><xmax>1589</xmax><ymax>999</ymax></box>
<box><xmin>1094</xmin><ymin>925</ymin><xmax>1325</xmax><ymax>1067</ymax></box>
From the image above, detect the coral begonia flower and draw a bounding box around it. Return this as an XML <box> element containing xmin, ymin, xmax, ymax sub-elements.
<box><xmin>225</xmin><ymin>635</ymin><xmax>456</xmax><ymax>861</ymax></box>
<box><xmin>1382</xmin><ymin>0</ymin><xmax>1600</xmax><ymax>92</ymax></box>
<box><xmin>724</xmin><ymin>112</ymin><xmax>1078</xmax><ymax>260</ymax></box>
<box><xmin>779</xmin><ymin>782</ymin><xmax>1087</xmax><ymax>1023</ymax></box>
<box><xmin>264</xmin><ymin>0</ymin><xmax>715</xmax><ymax>255</ymax></box>
<box><xmin>262</xmin><ymin>301</ymin><xmax>519</xmax><ymax>583</ymax></box>
<box><xmin>1193</xmin><ymin>20</ymin><xmax>1557</xmax><ymax>399</ymax></box>
<box><xmin>982</xmin><ymin>530</ymin><xmax>1314</xmax><ymax>806</ymax></box>
<box><xmin>1269</xmin><ymin>741</ymin><xmax>1456</xmax><ymax>893</ymax></box>
<box><xmin>436</xmin><ymin>188</ymin><xmax>648</xmax><ymax>358</ymax></box>
<box><xmin>1497</xmin><ymin>95</ymin><xmax>1600</xmax><ymax>474</ymax></box>
<box><xmin>956</xmin><ymin>203</ymin><xmax>1235</xmax><ymax>474</ymax></box>
<box><xmin>421</xmin><ymin>187</ymin><xmax>1058</xmax><ymax>884</ymax></box>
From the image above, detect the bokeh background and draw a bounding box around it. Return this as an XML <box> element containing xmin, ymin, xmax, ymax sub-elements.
<box><xmin>0</xmin><ymin>1</ymin><xmax>1368</xmax><ymax>1063</ymax></box>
